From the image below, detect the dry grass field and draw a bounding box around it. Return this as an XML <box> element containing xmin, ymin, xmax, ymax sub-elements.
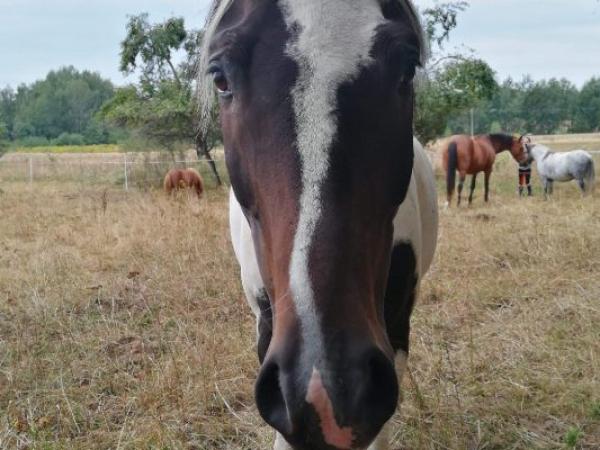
<box><xmin>1</xmin><ymin>148</ymin><xmax>599</xmax><ymax>449</ymax></box>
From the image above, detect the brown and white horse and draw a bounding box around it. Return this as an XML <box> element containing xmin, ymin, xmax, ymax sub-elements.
<box><xmin>163</xmin><ymin>168</ymin><xmax>204</xmax><ymax>198</ymax></box>
<box><xmin>442</xmin><ymin>133</ymin><xmax>528</xmax><ymax>207</ymax></box>
<box><xmin>199</xmin><ymin>1</ymin><xmax>438</xmax><ymax>449</ymax></box>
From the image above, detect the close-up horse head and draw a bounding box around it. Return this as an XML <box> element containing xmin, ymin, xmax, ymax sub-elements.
<box><xmin>199</xmin><ymin>1</ymin><xmax>437</xmax><ymax>448</ymax></box>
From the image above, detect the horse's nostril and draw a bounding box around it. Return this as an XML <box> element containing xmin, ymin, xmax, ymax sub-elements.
<box><xmin>357</xmin><ymin>350</ymin><xmax>399</xmax><ymax>427</ymax></box>
<box><xmin>255</xmin><ymin>361</ymin><xmax>292</xmax><ymax>436</ymax></box>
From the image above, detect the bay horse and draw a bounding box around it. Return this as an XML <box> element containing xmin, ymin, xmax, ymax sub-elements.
<box><xmin>163</xmin><ymin>168</ymin><xmax>204</xmax><ymax>198</ymax></box>
<box><xmin>442</xmin><ymin>133</ymin><xmax>528</xmax><ymax>207</ymax></box>
<box><xmin>199</xmin><ymin>1</ymin><xmax>438</xmax><ymax>449</ymax></box>
<box><xmin>526</xmin><ymin>144</ymin><xmax>595</xmax><ymax>198</ymax></box>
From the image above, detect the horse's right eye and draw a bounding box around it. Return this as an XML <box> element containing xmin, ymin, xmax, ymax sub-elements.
<box><xmin>213</xmin><ymin>71</ymin><xmax>229</xmax><ymax>93</ymax></box>
<box><xmin>208</xmin><ymin>65</ymin><xmax>232</xmax><ymax>98</ymax></box>
<box><xmin>213</xmin><ymin>71</ymin><xmax>231</xmax><ymax>94</ymax></box>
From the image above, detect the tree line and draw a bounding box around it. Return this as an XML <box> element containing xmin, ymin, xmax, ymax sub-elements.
<box><xmin>447</xmin><ymin>77</ymin><xmax>600</xmax><ymax>137</ymax></box>
<box><xmin>1</xmin><ymin>3</ymin><xmax>599</xmax><ymax>157</ymax></box>
<box><xmin>0</xmin><ymin>68</ymin><xmax>116</xmax><ymax>149</ymax></box>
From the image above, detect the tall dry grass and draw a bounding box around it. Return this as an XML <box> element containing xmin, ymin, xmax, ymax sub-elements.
<box><xmin>0</xmin><ymin>153</ymin><xmax>599</xmax><ymax>449</ymax></box>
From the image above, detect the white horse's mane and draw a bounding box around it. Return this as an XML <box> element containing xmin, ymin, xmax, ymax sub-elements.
<box><xmin>196</xmin><ymin>0</ymin><xmax>425</xmax><ymax>135</ymax></box>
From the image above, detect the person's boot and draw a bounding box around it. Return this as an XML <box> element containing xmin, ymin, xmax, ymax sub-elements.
<box><xmin>519</xmin><ymin>186</ymin><xmax>524</xmax><ymax>197</ymax></box>
<box><xmin>527</xmin><ymin>185</ymin><xmax>533</xmax><ymax>196</ymax></box>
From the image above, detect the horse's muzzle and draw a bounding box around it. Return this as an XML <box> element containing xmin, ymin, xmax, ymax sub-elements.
<box><xmin>255</xmin><ymin>341</ymin><xmax>399</xmax><ymax>449</ymax></box>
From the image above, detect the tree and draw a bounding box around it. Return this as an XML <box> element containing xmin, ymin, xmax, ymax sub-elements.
<box><xmin>574</xmin><ymin>77</ymin><xmax>600</xmax><ymax>132</ymax></box>
<box><xmin>12</xmin><ymin>67</ymin><xmax>114</xmax><ymax>142</ymax></box>
<box><xmin>413</xmin><ymin>2</ymin><xmax>498</xmax><ymax>143</ymax></box>
<box><xmin>103</xmin><ymin>14</ymin><xmax>222</xmax><ymax>185</ymax></box>
<box><xmin>421</xmin><ymin>1</ymin><xmax>468</xmax><ymax>52</ymax></box>
<box><xmin>0</xmin><ymin>121</ymin><xmax>8</xmax><ymax>156</ymax></box>
<box><xmin>521</xmin><ymin>78</ymin><xmax>577</xmax><ymax>134</ymax></box>
<box><xmin>471</xmin><ymin>77</ymin><xmax>531</xmax><ymax>134</ymax></box>
<box><xmin>120</xmin><ymin>14</ymin><xmax>187</xmax><ymax>91</ymax></box>
<box><xmin>415</xmin><ymin>59</ymin><xmax>498</xmax><ymax>143</ymax></box>
<box><xmin>0</xmin><ymin>87</ymin><xmax>16</xmax><ymax>141</ymax></box>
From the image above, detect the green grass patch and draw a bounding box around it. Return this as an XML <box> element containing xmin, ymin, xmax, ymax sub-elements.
<box><xmin>10</xmin><ymin>144</ymin><xmax>122</xmax><ymax>154</ymax></box>
<box><xmin>591</xmin><ymin>402</ymin><xmax>600</xmax><ymax>420</ymax></box>
<box><xmin>564</xmin><ymin>427</ymin><xmax>584</xmax><ymax>448</ymax></box>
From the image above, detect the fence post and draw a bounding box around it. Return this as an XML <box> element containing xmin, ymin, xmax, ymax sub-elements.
<box><xmin>123</xmin><ymin>153</ymin><xmax>129</xmax><ymax>191</ymax></box>
<box><xmin>470</xmin><ymin>108</ymin><xmax>475</xmax><ymax>137</ymax></box>
<box><xmin>29</xmin><ymin>157</ymin><xmax>33</xmax><ymax>184</ymax></box>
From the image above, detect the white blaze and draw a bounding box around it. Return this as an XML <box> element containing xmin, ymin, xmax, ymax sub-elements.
<box><xmin>281</xmin><ymin>0</ymin><xmax>385</xmax><ymax>362</ymax></box>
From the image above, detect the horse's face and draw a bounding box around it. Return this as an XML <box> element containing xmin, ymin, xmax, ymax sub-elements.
<box><xmin>203</xmin><ymin>1</ymin><xmax>422</xmax><ymax>447</ymax></box>
<box><xmin>512</xmin><ymin>136</ymin><xmax>529</xmax><ymax>163</ymax></box>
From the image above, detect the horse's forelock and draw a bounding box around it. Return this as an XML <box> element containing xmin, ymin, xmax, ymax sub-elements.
<box><xmin>197</xmin><ymin>0</ymin><xmax>235</xmax><ymax>137</ymax></box>
<box><xmin>196</xmin><ymin>0</ymin><xmax>427</xmax><ymax>137</ymax></box>
<box><xmin>380</xmin><ymin>0</ymin><xmax>428</xmax><ymax>65</ymax></box>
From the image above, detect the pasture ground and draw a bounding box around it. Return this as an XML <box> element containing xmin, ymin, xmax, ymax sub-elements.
<box><xmin>1</xmin><ymin>150</ymin><xmax>599</xmax><ymax>449</ymax></box>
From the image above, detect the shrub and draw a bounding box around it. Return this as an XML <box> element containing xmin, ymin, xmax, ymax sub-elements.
<box><xmin>52</xmin><ymin>133</ymin><xmax>85</xmax><ymax>146</ymax></box>
<box><xmin>15</xmin><ymin>136</ymin><xmax>50</xmax><ymax>147</ymax></box>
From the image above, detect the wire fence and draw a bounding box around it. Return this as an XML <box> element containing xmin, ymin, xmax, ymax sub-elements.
<box><xmin>1</xmin><ymin>136</ymin><xmax>599</xmax><ymax>191</ymax></box>
<box><xmin>0</xmin><ymin>153</ymin><xmax>228</xmax><ymax>191</ymax></box>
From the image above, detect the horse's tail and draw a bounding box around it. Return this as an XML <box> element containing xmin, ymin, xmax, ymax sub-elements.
<box><xmin>446</xmin><ymin>142</ymin><xmax>458</xmax><ymax>204</ymax></box>
<box><xmin>163</xmin><ymin>171</ymin><xmax>173</xmax><ymax>194</ymax></box>
<box><xmin>584</xmin><ymin>157</ymin><xmax>595</xmax><ymax>195</ymax></box>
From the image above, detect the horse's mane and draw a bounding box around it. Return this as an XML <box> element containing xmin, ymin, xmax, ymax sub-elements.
<box><xmin>489</xmin><ymin>133</ymin><xmax>516</xmax><ymax>150</ymax></box>
<box><xmin>197</xmin><ymin>0</ymin><xmax>425</xmax><ymax>135</ymax></box>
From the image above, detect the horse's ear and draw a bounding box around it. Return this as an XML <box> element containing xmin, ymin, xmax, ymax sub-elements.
<box><xmin>519</xmin><ymin>133</ymin><xmax>532</xmax><ymax>143</ymax></box>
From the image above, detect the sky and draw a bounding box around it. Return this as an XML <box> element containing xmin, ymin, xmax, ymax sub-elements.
<box><xmin>0</xmin><ymin>0</ymin><xmax>599</xmax><ymax>88</ymax></box>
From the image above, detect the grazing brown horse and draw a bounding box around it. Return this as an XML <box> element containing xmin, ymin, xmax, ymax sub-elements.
<box><xmin>163</xmin><ymin>168</ymin><xmax>204</xmax><ymax>198</ymax></box>
<box><xmin>443</xmin><ymin>133</ymin><xmax>528</xmax><ymax>207</ymax></box>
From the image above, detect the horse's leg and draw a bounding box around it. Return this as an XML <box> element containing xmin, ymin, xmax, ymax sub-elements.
<box><xmin>484</xmin><ymin>171</ymin><xmax>491</xmax><ymax>202</ymax></box>
<box><xmin>541</xmin><ymin>177</ymin><xmax>549</xmax><ymax>199</ymax></box>
<box><xmin>468</xmin><ymin>174</ymin><xmax>477</xmax><ymax>205</ymax></box>
<box><xmin>578</xmin><ymin>178</ymin><xmax>586</xmax><ymax>194</ymax></box>
<box><xmin>457</xmin><ymin>174</ymin><xmax>466</xmax><ymax>207</ymax></box>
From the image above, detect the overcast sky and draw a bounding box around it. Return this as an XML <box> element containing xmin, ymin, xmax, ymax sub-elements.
<box><xmin>1</xmin><ymin>0</ymin><xmax>599</xmax><ymax>88</ymax></box>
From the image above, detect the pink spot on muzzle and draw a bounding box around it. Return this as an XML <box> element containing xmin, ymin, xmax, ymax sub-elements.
<box><xmin>306</xmin><ymin>368</ymin><xmax>355</xmax><ymax>449</ymax></box>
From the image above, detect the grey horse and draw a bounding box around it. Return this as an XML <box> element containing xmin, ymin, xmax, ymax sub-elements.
<box><xmin>526</xmin><ymin>144</ymin><xmax>595</xmax><ymax>198</ymax></box>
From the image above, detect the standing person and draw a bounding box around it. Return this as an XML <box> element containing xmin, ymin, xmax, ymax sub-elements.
<box><xmin>518</xmin><ymin>159</ymin><xmax>533</xmax><ymax>196</ymax></box>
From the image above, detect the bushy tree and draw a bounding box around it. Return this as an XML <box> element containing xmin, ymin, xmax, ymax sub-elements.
<box><xmin>414</xmin><ymin>2</ymin><xmax>498</xmax><ymax>143</ymax></box>
<box><xmin>120</xmin><ymin>14</ymin><xmax>187</xmax><ymax>91</ymax></box>
<box><xmin>102</xmin><ymin>14</ymin><xmax>222</xmax><ymax>184</ymax></box>
<box><xmin>12</xmin><ymin>67</ymin><xmax>114</xmax><ymax>141</ymax></box>
<box><xmin>521</xmin><ymin>78</ymin><xmax>577</xmax><ymax>134</ymax></box>
<box><xmin>0</xmin><ymin>87</ymin><xmax>16</xmax><ymax>141</ymax></box>
<box><xmin>0</xmin><ymin>121</ymin><xmax>8</xmax><ymax>155</ymax></box>
<box><xmin>574</xmin><ymin>77</ymin><xmax>600</xmax><ymax>132</ymax></box>
<box><xmin>415</xmin><ymin>58</ymin><xmax>498</xmax><ymax>143</ymax></box>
